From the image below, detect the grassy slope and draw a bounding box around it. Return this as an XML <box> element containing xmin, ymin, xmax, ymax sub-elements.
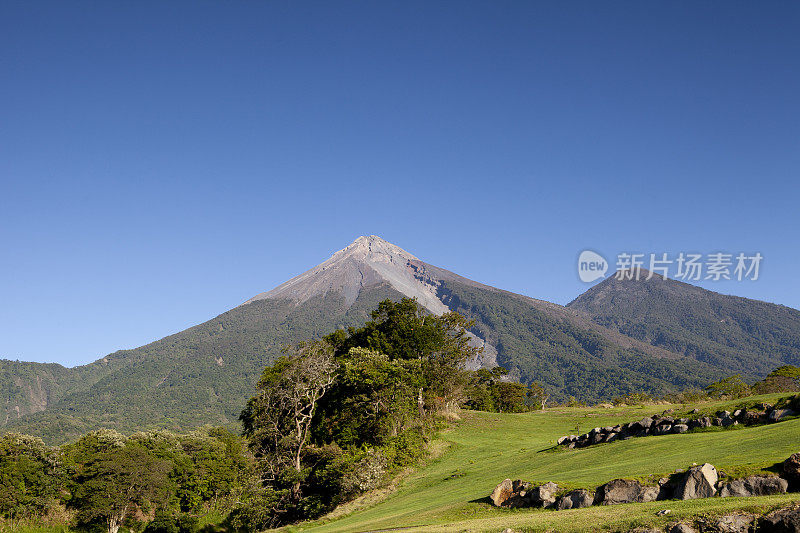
<box><xmin>296</xmin><ymin>394</ymin><xmax>800</xmax><ymax>533</ymax></box>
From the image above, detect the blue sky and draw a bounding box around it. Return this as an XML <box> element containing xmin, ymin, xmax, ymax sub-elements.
<box><xmin>1</xmin><ymin>1</ymin><xmax>799</xmax><ymax>366</ymax></box>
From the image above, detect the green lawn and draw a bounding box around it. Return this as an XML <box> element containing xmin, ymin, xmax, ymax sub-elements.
<box><xmin>292</xmin><ymin>394</ymin><xmax>800</xmax><ymax>532</ymax></box>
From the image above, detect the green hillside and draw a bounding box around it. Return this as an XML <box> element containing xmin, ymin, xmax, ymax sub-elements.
<box><xmin>568</xmin><ymin>274</ymin><xmax>800</xmax><ymax>377</ymax></box>
<box><xmin>439</xmin><ymin>280</ymin><xmax>727</xmax><ymax>401</ymax></box>
<box><xmin>4</xmin><ymin>285</ymin><xmax>403</xmax><ymax>443</ymax></box>
<box><xmin>297</xmin><ymin>394</ymin><xmax>800</xmax><ymax>532</ymax></box>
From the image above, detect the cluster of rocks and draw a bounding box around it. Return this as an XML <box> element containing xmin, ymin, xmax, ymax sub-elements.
<box><xmin>490</xmin><ymin>452</ymin><xmax>800</xmax><ymax>512</ymax></box>
<box><xmin>556</xmin><ymin>403</ymin><xmax>797</xmax><ymax>449</ymax></box>
<box><xmin>643</xmin><ymin>504</ymin><xmax>800</xmax><ymax>533</ymax></box>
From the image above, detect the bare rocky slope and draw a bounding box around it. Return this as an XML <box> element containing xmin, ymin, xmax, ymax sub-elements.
<box><xmin>1</xmin><ymin>236</ymin><xmax>797</xmax><ymax>443</ymax></box>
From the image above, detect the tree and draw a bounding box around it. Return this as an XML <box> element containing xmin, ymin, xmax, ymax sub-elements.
<box><xmin>753</xmin><ymin>365</ymin><xmax>800</xmax><ymax>394</ymax></box>
<box><xmin>68</xmin><ymin>444</ymin><xmax>173</xmax><ymax>533</ymax></box>
<box><xmin>240</xmin><ymin>340</ymin><xmax>338</xmax><ymax>519</ymax></box>
<box><xmin>527</xmin><ymin>382</ymin><xmax>550</xmax><ymax>410</ymax></box>
<box><xmin>490</xmin><ymin>381</ymin><xmax>529</xmax><ymax>413</ymax></box>
<box><xmin>318</xmin><ymin>347</ymin><xmax>424</xmax><ymax>446</ymax></box>
<box><xmin>326</xmin><ymin>298</ymin><xmax>480</xmax><ymax>414</ymax></box>
<box><xmin>0</xmin><ymin>433</ymin><xmax>63</xmax><ymax>520</ymax></box>
<box><xmin>705</xmin><ymin>374</ymin><xmax>750</xmax><ymax>399</ymax></box>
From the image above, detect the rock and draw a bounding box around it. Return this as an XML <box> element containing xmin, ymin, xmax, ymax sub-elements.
<box><xmin>760</xmin><ymin>504</ymin><xmax>800</xmax><ymax>532</ymax></box>
<box><xmin>675</xmin><ymin>463</ymin><xmax>718</xmax><ymax>499</ymax></box>
<box><xmin>697</xmin><ymin>416</ymin><xmax>712</xmax><ymax>428</ymax></box>
<box><xmin>719</xmin><ymin>475</ymin><xmax>788</xmax><ymax>497</ymax></box>
<box><xmin>713</xmin><ymin>514</ymin><xmax>754</xmax><ymax>533</ymax></box>
<box><xmin>556</xmin><ymin>489</ymin><xmax>594</xmax><ymax>510</ymax></box>
<box><xmin>596</xmin><ymin>479</ymin><xmax>659</xmax><ymax>505</ymax></box>
<box><xmin>557</xmin><ymin>436</ymin><xmax>569</xmax><ymax>445</ymax></box>
<box><xmin>690</xmin><ymin>408</ymin><xmax>700</xmax><ymax>414</ymax></box>
<box><xmin>753</xmin><ymin>402</ymin><xmax>773</xmax><ymax>411</ymax></box>
<box><xmin>630</xmin><ymin>417</ymin><xmax>654</xmax><ymax>433</ymax></box>
<box><xmin>656</xmin><ymin>509</ymin><xmax>671</xmax><ymax>516</ymax></box>
<box><xmin>490</xmin><ymin>478</ymin><xmax>514</xmax><ymax>507</ymax></box>
<box><xmin>721</xmin><ymin>417</ymin><xmax>737</xmax><ymax>427</ymax></box>
<box><xmin>672</xmin><ymin>424</ymin><xmax>689</xmax><ymax>434</ymax></box>
<box><xmin>654</xmin><ymin>425</ymin><xmax>672</xmax><ymax>435</ymax></box>
<box><xmin>605</xmin><ymin>432</ymin><xmax>620</xmax><ymax>443</ymax></box>
<box><xmin>769</xmin><ymin>408</ymin><xmax>797</xmax><ymax>422</ymax></box>
<box><xmin>528</xmin><ymin>481</ymin><xmax>559</xmax><ymax>508</ymax></box>
<box><xmin>732</xmin><ymin>409</ymin><xmax>743</xmax><ymax>418</ymax></box>
<box><xmin>717</xmin><ymin>410</ymin><xmax>731</xmax><ymax>418</ymax></box>
<box><xmin>743</xmin><ymin>410</ymin><xmax>766</xmax><ymax>425</ymax></box>
<box><xmin>783</xmin><ymin>453</ymin><xmax>800</xmax><ymax>485</ymax></box>
<box><xmin>676</xmin><ymin>417</ymin><xmax>689</xmax><ymax>425</ymax></box>
<box><xmin>658</xmin><ymin>416</ymin><xmax>676</xmax><ymax>426</ymax></box>
<box><xmin>668</xmin><ymin>524</ymin><xmax>697</xmax><ymax>533</ymax></box>
<box><xmin>713</xmin><ymin>417</ymin><xmax>724</xmax><ymax>426</ymax></box>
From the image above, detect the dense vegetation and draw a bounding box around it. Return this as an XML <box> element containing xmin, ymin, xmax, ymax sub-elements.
<box><xmin>0</xmin><ymin>427</ymin><xmax>251</xmax><ymax>533</ymax></box>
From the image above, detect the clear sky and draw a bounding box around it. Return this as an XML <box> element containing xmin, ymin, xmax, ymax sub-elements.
<box><xmin>2</xmin><ymin>1</ymin><xmax>799</xmax><ymax>366</ymax></box>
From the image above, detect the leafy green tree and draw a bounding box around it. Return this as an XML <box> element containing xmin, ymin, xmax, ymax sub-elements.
<box><xmin>0</xmin><ymin>433</ymin><xmax>63</xmax><ymax>520</ymax></box>
<box><xmin>490</xmin><ymin>381</ymin><xmax>529</xmax><ymax>413</ymax></box>
<box><xmin>318</xmin><ymin>348</ymin><xmax>423</xmax><ymax>446</ymax></box>
<box><xmin>68</xmin><ymin>444</ymin><xmax>174</xmax><ymax>533</ymax></box>
<box><xmin>326</xmin><ymin>298</ymin><xmax>480</xmax><ymax>415</ymax></box>
<box><xmin>705</xmin><ymin>374</ymin><xmax>751</xmax><ymax>399</ymax></box>
<box><xmin>753</xmin><ymin>365</ymin><xmax>800</xmax><ymax>393</ymax></box>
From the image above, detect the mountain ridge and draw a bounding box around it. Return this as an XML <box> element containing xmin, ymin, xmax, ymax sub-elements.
<box><xmin>2</xmin><ymin>236</ymin><xmax>798</xmax><ymax>443</ymax></box>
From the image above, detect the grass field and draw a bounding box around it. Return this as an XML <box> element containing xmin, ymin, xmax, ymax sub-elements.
<box><xmin>290</xmin><ymin>393</ymin><xmax>800</xmax><ymax>532</ymax></box>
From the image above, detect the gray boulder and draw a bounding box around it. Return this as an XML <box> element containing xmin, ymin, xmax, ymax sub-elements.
<box><xmin>556</xmin><ymin>489</ymin><xmax>594</xmax><ymax>510</ymax></box>
<box><xmin>630</xmin><ymin>417</ymin><xmax>654</xmax><ymax>433</ymax></box>
<box><xmin>769</xmin><ymin>408</ymin><xmax>797</xmax><ymax>422</ymax></box>
<box><xmin>595</xmin><ymin>479</ymin><xmax>659</xmax><ymax>505</ymax></box>
<box><xmin>713</xmin><ymin>514</ymin><xmax>754</xmax><ymax>533</ymax></box>
<box><xmin>668</xmin><ymin>524</ymin><xmax>697</xmax><ymax>533</ymax></box>
<box><xmin>675</xmin><ymin>463</ymin><xmax>718</xmax><ymax>499</ymax></box>
<box><xmin>528</xmin><ymin>481</ymin><xmax>559</xmax><ymax>508</ymax></box>
<box><xmin>672</xmin><ymin>424</ymin><xmax>689</xmax><ymax>434</ymax></box>
<box><xmin>719</xmin><ymin>475</ymin><xmax>788</xmax><ymax>497</ymax></box>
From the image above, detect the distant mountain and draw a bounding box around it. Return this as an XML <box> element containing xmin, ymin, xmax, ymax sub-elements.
<box><xmin>567</xmin><ymin>272</ymin><xmax>800</xmax><ymax>377</ymax></box>
<box><xmin>2</xmin><ymin>237</ymin><xmax>796</xmax><ymax>443</ymax></box>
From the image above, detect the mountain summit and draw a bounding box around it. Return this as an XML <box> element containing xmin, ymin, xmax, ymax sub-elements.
<box><xmin>244</xmin><ymin>235</ymin><xmax>447</xmax><ymax>313</ymax></box>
